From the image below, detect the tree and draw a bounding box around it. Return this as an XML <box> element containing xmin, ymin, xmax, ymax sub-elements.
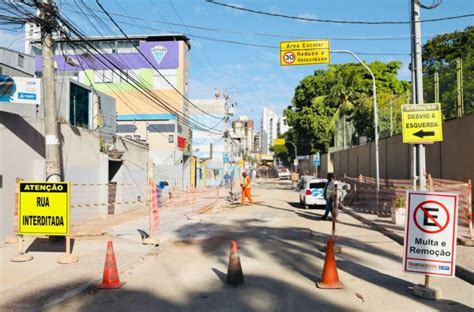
<box><xmin>285</xmin><ymin>61</ymin><xmax>409</xmax><ymax>154</ymax></box>
<box><xmin>422</xmin><ymin>26</ymin><xmax>474</xmax><ymax>118</ymax></box>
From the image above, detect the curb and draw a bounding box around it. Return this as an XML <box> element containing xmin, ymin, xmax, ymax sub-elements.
<box><xmin>339</xmin><ymin>204</ymin><xmax>474</xmax><ymax>285</ymax></box>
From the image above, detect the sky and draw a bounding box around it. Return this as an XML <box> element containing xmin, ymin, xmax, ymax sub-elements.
<box><xmin>1</xmin><ymin>0</ymin><xmax>473</xmax><ymax>130</ymax></box>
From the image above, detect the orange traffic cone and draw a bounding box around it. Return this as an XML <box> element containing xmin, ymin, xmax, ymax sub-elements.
<box><xmin>316</xmin><ymin>239</ymin><xmax>344</xmax><ymax>289</ymax></box>
<box><xmin>96</xmin><ymin>241</ymin><xmax>125</xmax><ymax>289</ymax></box>
<box><xmin>226</xmin><ymin>240</ymin><xmax>244</xmax><ymax>285</ymax></box>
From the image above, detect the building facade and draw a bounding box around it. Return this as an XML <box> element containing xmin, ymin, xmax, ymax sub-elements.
<box><xmin>190</xmin><ymin>99</ymin><xmax>225</xmax><ymax>187</ymax></box>
<box><xmin>261</xmin><ymin>107</ymin><xmax>279</xmax><ymax>153</ymax></box>
<box><xmin>232</xmin><ymin>115</ymin><xmax>254</xmax><ymax>156</ymax></box>
<box><xmin>28</xmin><ymin>34</ymin><xmax>193</xmax><ymax>188</ymax></box>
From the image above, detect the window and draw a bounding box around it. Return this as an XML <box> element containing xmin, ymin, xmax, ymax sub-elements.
<box><xmin>70</xmin><ymin>82</ymin><xmax>90</xmax><ymax>128</ymax></box>
<box><xmin>117</xmin><ymin>40</ymin><xmax>138</xmax><ymax>53</ymax></box>
<box><xmin>309</xmin><ymin>182</ymin><xmax>326</xmax><ymax>189</ymax></box>
<box><xmin>120</xmin><ymin>69</ymin><xmax>140</xmax><ymax>83</ymax></box>
<box><xmin>147</xmin><ymin>124</ymin><xmax>176</xmax><ymax>133</ymax></box>
<box><xmin>95</xmin><ymin>70</ymin><xmax>114</xmax><ymax>83</ymax></box>
<box><xmin>17</xmin><ymin>55</ymin><xmax>24</xmax><ymax>67</ymax></box>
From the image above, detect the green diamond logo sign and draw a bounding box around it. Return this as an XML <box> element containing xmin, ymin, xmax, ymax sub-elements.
<box><xmin>151</xmin><ymin>46</ymin><xmax>167</xmax><ymax>64</ymax></box>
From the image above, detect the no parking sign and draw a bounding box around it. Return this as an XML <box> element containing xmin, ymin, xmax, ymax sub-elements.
<box><xmin>403</xmin><ymin>191</ymin><xmax>458</xmax><ymax>277</ymax></box>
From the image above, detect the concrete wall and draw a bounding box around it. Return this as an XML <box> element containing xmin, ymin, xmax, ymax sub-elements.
<box><xmin>0</xmin><ymin>112</ymin><xmax>150</xmax><ymax>243</ymax></box>
<box><xmin>0</xmin><ymin>112</ymin><xmax>45</xmax><ymax>243</ymax></box>
<box><xmin>323</xmin><ymin>114</ymin><xmax>474</xmax><ymax>184</ymax></box>
<box><xmin>111</xmin><ymin>137</ymin><xmax>149</xmax><ymax>214</ymax></box>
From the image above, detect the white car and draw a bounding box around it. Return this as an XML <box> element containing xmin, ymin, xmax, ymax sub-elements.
<box><xmin>298</xmin><ymin>178</ymin><xmax>328</xmax><ymax>209</ymax></box>
<box><xmin>278</xmin><ymin>168</ymin><xmax>290</xmax><ymax>180</ymax></box>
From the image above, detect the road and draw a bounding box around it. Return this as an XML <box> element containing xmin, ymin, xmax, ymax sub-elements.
<box><xmin>49</xmin><ymin>179</ymin><xmax>473</xmax><ymax>312</ymax></box>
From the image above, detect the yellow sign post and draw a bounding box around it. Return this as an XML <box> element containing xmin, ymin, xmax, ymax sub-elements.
<box><xmin>280</xmin><ymin>40</ymin><xmax>330</xmax><ymax>66</ymax></box>
<box><xmin>18</xmin><ymin>182</ymin><xmax>70</xmax><ymax>236</ymax></box>
<box><xmin>402</xmin><ymin>103</ymin><xmax>443</xmax><ymax>144</ymax></box>
<box><xmin>272</xmin><ymin>138</ymin><xmax>286</xmax><ymax>145</ymax></box>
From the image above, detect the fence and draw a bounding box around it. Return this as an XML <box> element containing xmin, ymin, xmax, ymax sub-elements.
<box><xmin>424</xmin><ymin>57</ymin><xmax>473</xmax><ymax>119</ymax></box>
<box><xmin>342</xmin><ymin>175</ymin><xmax>472</xmax><ymax>236</ymax></box>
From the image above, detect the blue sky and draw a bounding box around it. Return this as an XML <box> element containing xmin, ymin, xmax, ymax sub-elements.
<box><xmin>1</xmin><ymin>0</ymin><xmax>473</xmax><ymax>129</ymax></box>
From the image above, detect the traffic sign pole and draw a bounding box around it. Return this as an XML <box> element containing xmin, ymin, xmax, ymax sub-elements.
<box><xmin>411</xmin><ymin>0</ymin><xmax>439</xmax><ymax>299</ymax></box>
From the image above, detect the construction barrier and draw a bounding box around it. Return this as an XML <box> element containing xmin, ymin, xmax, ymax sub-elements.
<box><xmin>342</xmin><ymin>175</ymin><xmax>473</xmax><ymax>238</ymax></box>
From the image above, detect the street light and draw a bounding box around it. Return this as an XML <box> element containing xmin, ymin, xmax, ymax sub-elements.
<box><xmin>332</xmin><ymin>50</ymin><xmax>380</xmax><ymax>195</ymax></box>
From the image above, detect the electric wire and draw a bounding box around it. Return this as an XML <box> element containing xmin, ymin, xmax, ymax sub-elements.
<box><xmin>94</xmin><ymin>0</ymin><xmax>224</xmax><ymax>120</ymax></box>
<box><xmin>60</xmin><ymin>5</ymin><xmax>445</xmax><ymax>41</ymax></box>
<box><xmin>205</xmin><ymin>0</ymin><xmax>474</xmax><ymax>25</ymax></box>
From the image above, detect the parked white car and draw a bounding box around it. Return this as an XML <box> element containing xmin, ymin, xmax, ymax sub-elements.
<box><xmin>278</xmin><ymin>167</ymin><xmax>290</xmax><ymax>180</ymax></box>
<box><xmin>298</xmin><ymin>178</ymin><xmax>328</xmax><ymax>209</ymax></box>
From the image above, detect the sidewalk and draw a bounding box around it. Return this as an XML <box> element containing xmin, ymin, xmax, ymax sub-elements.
<box><xmin>339</xmin><ymin>203</ymin><xmax>474</xmax><ymax>284</ymax></box>
<box><xmin>0</xmin><ymin>188</ymin><xmax>224</xmax><ymax>311</ymax></box>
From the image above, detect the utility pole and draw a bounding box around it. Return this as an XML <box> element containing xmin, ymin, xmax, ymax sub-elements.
<box><xmin>223</xmin><ymin>94</ymin><xmax>229</xmax><ymax>173</ymax></box>
<box><xmin>389</xmin><ymin>100</ymin><xmax>393</xmax><ymax>137</ymax></box>
<box><xmin>41</xmin><ymin>0</ymin><xmax>62</xmax><ymax>183</ymax></box>
<box><xmin>456</xmin><ymin>58</ymin><xmax>464</xmax><ymax>117</ymax></box>
<box><xmin>411</xmin><ymin>0</ymin><xmax>440</xmax><ymax>300</ymax></box>
<box><xmin>41</xmin><ymin>0</ymin><xmax>77</xmax><ymax>264</ymax></box>
<box><xmin>412</xmin><ymin>0</ymin><xmax>426</xmax><ymax>191</ymax></box>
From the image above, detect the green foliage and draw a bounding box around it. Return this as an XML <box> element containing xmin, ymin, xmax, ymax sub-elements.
<box><xmin>422</xmin><ymin>26</ymin><xmax>474</xmax><ymax>118</ymax></box>
<box><xmin>391</xmin><ymin>195</ymin><xmax>406</xmax><ymax>209</ymax></box>
<box><xmin>285</xmin><ymin>61</ymin><xmax>409</xmax><ymax>153</ymax></box>
<box><xmin>270</xmin><ymin>137</ymin><xmax>291</xmax><ymax>166</ymax></box>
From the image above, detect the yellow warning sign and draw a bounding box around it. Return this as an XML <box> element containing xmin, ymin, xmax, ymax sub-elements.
<box><xmin>18</xmin><ymin>182</ymin><xmax>70</xmax><ymax>236</ymax></box>
<box><xmin>272</xmin><ymin>138</ymin><xmax>286</xmax><ymax>145</ymax></box>
<box><xmin>280</xmin><ymin>40</ymin><xmax>330</xmax><ymax>66</ymax></box>
<box><xmin>402</xmin><ymin>103</ymin><xmax>443</xmax><ymax>144</ymax></box>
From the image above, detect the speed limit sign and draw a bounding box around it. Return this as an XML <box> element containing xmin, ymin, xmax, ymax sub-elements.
<box><xmin>283</xmin><ymin>52</ymin><xmax>295</xmax><ymax>64</ymax></box>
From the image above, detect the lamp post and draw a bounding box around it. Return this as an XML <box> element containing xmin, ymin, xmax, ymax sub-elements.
<box><xmin>333</xmin><ymin>49</ymin><xmax>380</xmax><ymax>197</ymax></box>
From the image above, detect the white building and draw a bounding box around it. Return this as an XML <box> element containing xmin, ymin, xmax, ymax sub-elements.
<box><xmin>261</xmin><ymin>107</ymin><xmax>279</xmax><ymax>153</ymax></box>
<box><xmin>277</xmin><ymin>116</ymin><xmax>289</xmax><ymax>136</ymax></box>
<box><xmin>232</xmin><ymin>115</ymin><xmax>254</xmax><ymax>155</ymax></box>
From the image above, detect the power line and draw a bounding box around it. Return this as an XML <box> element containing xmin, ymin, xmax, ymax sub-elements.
<box><xmin>61</xmin><ymin>11</ymin><xmax>411</xmax><ymax>56</ymax></box>
<box><xmin>206</xmin><ymin>0</ymin><xmax>474</xmax><ymax>25</ymax></box>
<box><xmin>94</xmin><ymin>0</ymin><xmax>224</xmax><ymax>120</ymax></box>
<box><xmin>61</xmin><ymin>6</ymin><xmax>444</xmax><ymax>41</ymax></box>
<box><xmin>0</xmin><ymin>1</ymin><xmax>225</xmax><ymax>133</ymax></box>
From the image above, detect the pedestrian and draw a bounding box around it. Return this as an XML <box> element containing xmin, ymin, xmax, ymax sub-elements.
<box><xmin>224</xmin><ymin>171</ymin><xmax>231</xmax><ymax>188</ymax></box>
<box><xmin>321</xmin><ymin>173</ymin><xmax>336</xmax><ymax>220</ymax></box>
<box><xmin>240</xmin><ymin>171</ymin><xmax>253</xmax><ymax>205</ymax></box>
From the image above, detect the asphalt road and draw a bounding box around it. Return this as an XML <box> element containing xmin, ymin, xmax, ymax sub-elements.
<box><xmin>48</xmin><ymin>180</ymin><xmax>474</xmax><ymax>312</ymax></box>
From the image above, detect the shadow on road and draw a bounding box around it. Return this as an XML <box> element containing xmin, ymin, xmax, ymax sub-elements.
<box><xmin>25</xmin><ymin>237</ymin><xmax>76</xmax><ymax>253</ymax></box>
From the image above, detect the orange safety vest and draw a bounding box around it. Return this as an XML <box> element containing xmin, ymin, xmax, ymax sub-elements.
<box><xmin>242</xmin><ymin>176</ymin><xmax>251</xmax><ymax>189</ymax></box>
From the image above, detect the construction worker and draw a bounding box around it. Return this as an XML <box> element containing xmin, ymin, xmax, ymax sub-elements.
<box><xmin>240</xmin><ymin>171</ymin><xmax>253</xmax><ymax>205</ymax></box>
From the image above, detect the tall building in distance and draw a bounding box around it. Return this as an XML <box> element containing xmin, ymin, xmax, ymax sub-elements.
<box><xmin>260</xmin><ymin>107</ymin><xmax>290</xmax><ymax>154</ymax></box>
<box><xmin>277</xmin><ymin>115</ymin><xmax>290</xmax><ymax>137</ymax></box>
<box><xmin>232</xmin><ymin>115</ymin><xmax>254</xmax><ymax>157</ymax></box>
<box><xmin>190</xmin><ymin>99</ymin><xmax>225</xmax><ymax>187</ymax></box>
<box><xmin>261</xmin><ymin>107</ymin><xmax>278</xmax><ymax>154</ymax></box>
